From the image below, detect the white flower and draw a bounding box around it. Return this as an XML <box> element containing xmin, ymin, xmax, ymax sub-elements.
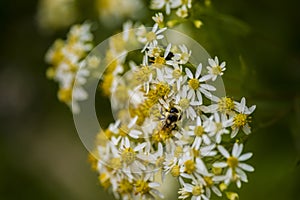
<box><xmin>111</xmin><ymin>116</ymin><xmax>143</xmax><ymax>147</ymax></box>
<box><xmin>136</xmin><ymin>23</ymin><xmax>167</xmax><ymax>52</ymax></box>
<box><xmin>164</xmin><ymin>64</ymin><xmax>187</xmax><ymax>91</ymax></box>
<box><xmin>206</xmin><ymin>56</ymin><xmax>226</xmax><ymax>81</ymax></box>
<box><xmin>213</xmin><ymin>143</ymin><xmax>254</xmax><ymax>188</ymax></box>
<box><xmin>176</xmin><ymin>5</ymin><xmax>188</xmax><ymax>18</ymax></box>
<box><xmin>187</xmin><ymin>116</ymin><xmax>211</xmax><ymax>150</ymax></box>
<box><xmin>175</xmin><ymin>85</ymin><xmax>200</xmax><ymax>120</ymax></box>
<box><xmin>179</xmin><ymin>181</ymin><xmax>209</xmax><ymax>200</ymax></box>
<box><xmin>133</xmin><ymin>174</ymin><xmax>164</xmax><ymax>199</ymax></box>
<box><xmin>152</xmin><ymin>12</ymin><xmax>164</xmax><ymax>24</ymax></box>
<box><xmin>167</xmin><ymin>44</ymin><xmax>191</xmax><ymax>65</ymax></box>
<box><xmin>185</xmin><ymin>63</ymin><xmax>216</xmax><ymax>104</ymax></box>
<box><xmin>205</xmin><ymin>113</ymin><xmax>233</xmax><ymax>143</ymax></box>
<box><xmin>150</xmin><ymin>0</ymin><xmax>181</xmax><ymax>15</ymax></box>
<box><xmin>231</xmin><ymin>97</ymin><xmax>256</xmax><ymax>137</ymax></box>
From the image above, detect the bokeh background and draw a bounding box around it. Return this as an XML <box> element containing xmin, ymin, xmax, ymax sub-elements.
<box><xmin>0</xmin><ymin>0</ymin><xmax>300</xmax><ymax>199</ymax></box>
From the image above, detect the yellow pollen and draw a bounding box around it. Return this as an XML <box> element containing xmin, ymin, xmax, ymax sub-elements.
<box><xmin>118</xmin><ymin>179</ymin><xmax>133</xmax><ymax>194</ymax></box>
<box><xmin>152</xmin><ymin>128</ymin><xmax>173</xmax><ymax>143</ymax></box>
<box><xmin>227</xmin><ymin>156</ymin><xmax>239</xmax><ymax>169</ymax></box>
<box><xmin>192</xmin><ymin>185</ymin><xmax>202</xmax><ymax>196</ymax></box>
<box><xmin>179</xmin><ymin>98</ymin><xmax>190</xmax><ymax>110</ymax></box>
<box><xmin>233</xmin><ymin>113</ymin><xmax>248</xmax><ymax>128</ymax></box>
<box><xmin>218</xmin><ymin>97</ymin><xmax>234</xmax><ymax>113</ymax></box>
<box><xmin>194</xmin><ymin>126</ymin><xmax>204</xmax><ymax>136</ymax></box>
<box><xmin>154</xmin><ymin>56</ymin><xmax>165</xmax><ymax>65</ymax></box>
<box><xmin>135</xmin><ymin>180</ymin><xmax>150</xmax><ymax>194</ymax></box>
<box><xmin>121</xmin><ymin>148</ymin><xmax>136</xmax><ymax>164</ymax></box>
<box><xmin>184</xmin><ymin>160</ymin><xmax>196</xmax><ymax>174</ymax></box>
<box><xmin>171</xmin><ymin>165</ymin><xmax>180</xmax><ymax>177</ymax></box>
<box><xmin>188</xmin><ymin>78</ymin><xmax>200</xmax><ymax>90</ymax></box>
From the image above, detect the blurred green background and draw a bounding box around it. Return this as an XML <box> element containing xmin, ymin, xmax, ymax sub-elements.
<box><xmin>0</xmin><ymin>0</ymin><xmax>299</xmax><ymax>199</ymax></box>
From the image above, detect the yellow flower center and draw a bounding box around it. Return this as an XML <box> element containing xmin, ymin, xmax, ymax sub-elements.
<box><xmin>184</xmin><ymin>160</ymin><xmax>196</xmax><ymax>174</ymax></box>
<box><xmin>146</xmin><ymin>32</ymin><xmax>157</xmax><ymax>42</ymax></box>
<box><xmin>188</xmin><ymin>78</ymin><xmax>200</xmax><ymax>90</ymax></box>
<box><xmin>227</xmin><ymin>156</ymin><xmax>239</xmax><ymax>169</ymax></box>
<box><xmin>152</xmin><ymin>128</ymin><xmax>173</xmax><ymax>143</ymax></box>
<box><xmin>175</xmin><ymin>146</ymin><xmax>183</xmax><ymax>157</ymax></box>
<box><xmin>135</xmin><ymin>180</ymin><xmax>150</xmax><ymax>194</ymax></box>
<box><xmin>171</xmin><ymin>165</ymin><xmax>180</xmax><ymax>177</ymax></box>
<box><xmin>172</xmin><ymin>68</ymin><xmax>182</xmax><ymax>79</ymax></box>
<box><xmin>109</xmin><ymin>157</ymin><xmax>122</xmax><ymax>170</ymax></box>
<box><xmin>218</xmin><ymin>97</ymin><xmax>235</xmax><ymax>113</ymax></box>
<box><xmin>212</xmin><ymin>65</ymin><xmax>222</xmax><ymax>75</ymax></box>
<box><xmin>135</xmin><ymin>66</ymin><xmax>152</xmax><ymax>83</ymax></box>
<box><xmin>233</xmin><ymin>113</ymin><xmax>248</xmax><ymax>128</ymax></box>
<box><xmin>192</xmin><ymin>185</ymin><xmax>202</xmax><ymax>196</ymax></box>
<box><xmin>118</xmin><ymin>179</ymin><xmax>133</xmax><ymax>194</ymax></box>
<box><xmin>154</xmin><ymin>56</ymin><xmax>165</xmax><ymax>65</ymax></box>
<box><xmin>203</xmin><ymin>176</ymin><xmax>214</xmax><ymax>187</ymax></box>
<box><xmin>121</xmin><ymin>147</ymin><xmax>136</xmax><ymax>165</ymax></box>
<box><xmin>179</xmin><ymin>98</ymin><xmax>190</xmax><ymax>110</ymax></box>
<box><xmin>194</xmin><ymin>126</ymin><xmax>204</xmax><ymax>136</ymax></box>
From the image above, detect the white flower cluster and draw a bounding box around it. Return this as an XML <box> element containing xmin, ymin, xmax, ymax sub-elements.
<box><xmin>150</xmin><ymin>0</ymin><xmax>192</xmax><ymax>18</ymax></box>
<box><xmin>92</xmin><ymin>19</ymin><xmax>256</xmax><ymax>200</ymax></box>
<box><xmin>45</xmin><ymin>23</ymin><xmax>93</xmax><ymax>113</ymax></box>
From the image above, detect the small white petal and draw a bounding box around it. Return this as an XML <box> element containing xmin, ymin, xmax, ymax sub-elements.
<box><xmin>238</xmin><ymin>163</ymin><xmax>254</xmax><ymax>172</ymax></box>
<box><xmin>213</xmin><ymin>162</ymin><xmax>227</xmax><ymax>168</ymax></box>
<box><xmin>238</xmin><ymin>152</ymin><xmax>253</xmax><ymax>161</ymax></box>
<box><xmin>217</xmin><ymin>145</ymin><xmax>230</xmax><ymax>158</ymax></box>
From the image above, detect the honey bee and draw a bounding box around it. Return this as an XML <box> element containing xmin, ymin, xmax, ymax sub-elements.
<box><xmin>159</xmin><ymin>99</ymin><xmax>182</xmax><ymax>131</ymax></box>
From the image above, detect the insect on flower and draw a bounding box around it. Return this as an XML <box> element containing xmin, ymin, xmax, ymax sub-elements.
<box><xmin>159</xmin><ymin>99</ymin><xmax>183</xmax><ymax>131</ymax></box>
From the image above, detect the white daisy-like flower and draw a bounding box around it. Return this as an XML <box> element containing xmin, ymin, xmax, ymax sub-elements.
<box><xmin>175</xmin><ymin>85</ymin><xmax>200</xmax><ymax>120</ymax></box>
<box><xmin>185</xmin><ymin>63</ymin><xmax>216</xmax><ymax>104</ymax></box>
<box><xmin>119</xmin><ymin>140</ymin><xmax>148</xmax><ymax>174</ymax></box>
<box><xmin>176</xmin><ymin>5</ymin><xmax>188</xmax><ymax>18</ymax></box>
<box><xmin>205</xmin><ymin>112</ymin><xmax>233</xmax><ymax>143</ymax></box>
<box><xmin>213</xmin><ymin>143</ymin><xmax>254</xmax><ymax>188</ymax></box>
<box><xmin>231</xmin><ymin>97</ymin><xmax>256</xmax><ymax>137</ymax></box>
<box><xmin>193</xmin><ymin>160</ymin><xmax>222</xmax><ymax>198</ymax></box>
<box><xmin>178</xmin><ymin>181</ymin><xmax>209</xmax><ymax>200</ymax></box>
<box><xmin>111</xmin><ymin>116</ymin><xmax>143</xmax><ymax>147</ymax></box>
<box><xmin>150</xmin><ymin>0</ymin><xmax>181</xmax><ymax>15</ymax></box>
<box><xmin>206</xmin><ymin>56</ymin><xmax>226</xmax><ymax>81</ymax></box>
<box><xmin>167</xmin><ymin>44</ymin><xmax>191</xmax><ymax>65</ymax></box>
<box><xmin>136</xmin><ymin>23</ymin><xmax>167</xmax><ymax>52</ymax></box>
<box><xmin>133</xmin><ymin>174</ymin><xmax>164</xmax><ymax>199</ymax></box>
<box><xmin>187</xmin><ymin>116</ymin><xmax>211</xmax><ymax>150</ymax></box>
<box><xmin>152</xmin><ymin>12</ymin><xmax>164</xmax><ymax>25</ymax></box>
<box><xmin>164</xmin><ymin>64</ymin><xmax>187</xmax><ymax>91</ymax></box>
